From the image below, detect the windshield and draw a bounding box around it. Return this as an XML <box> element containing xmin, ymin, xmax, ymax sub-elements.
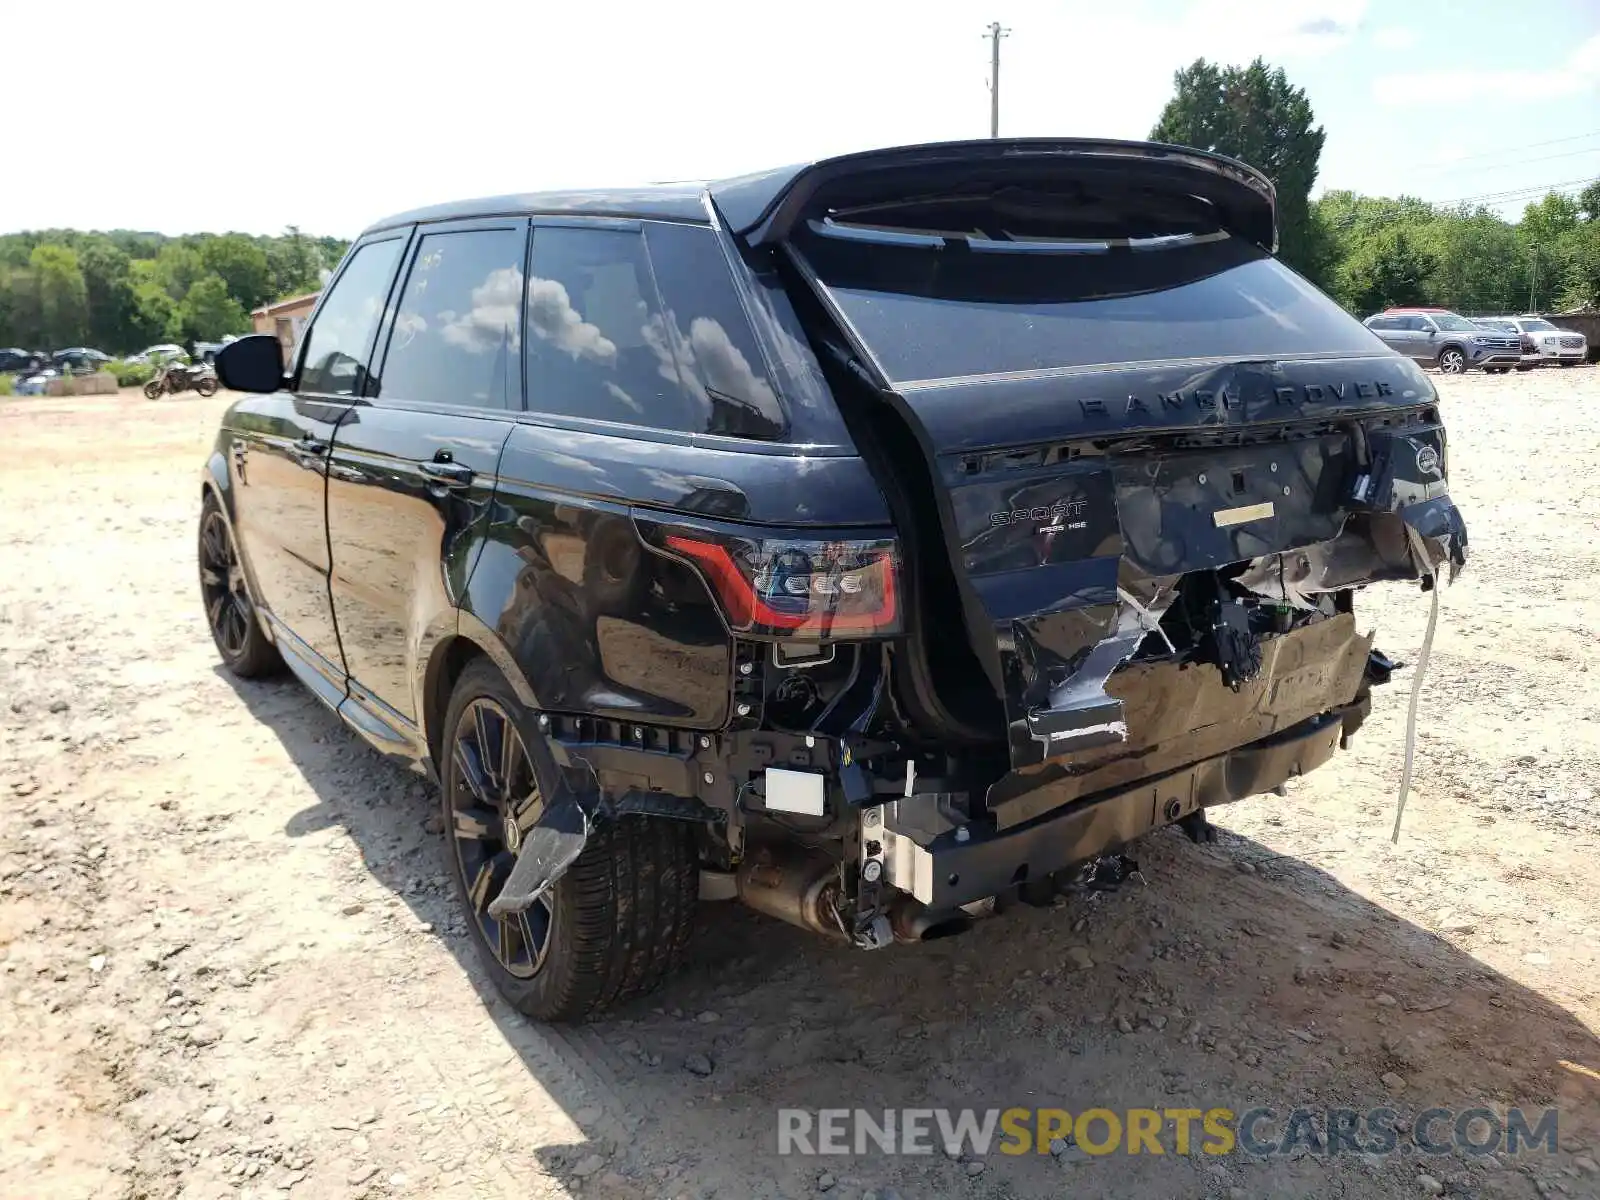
<box><xmin>1430</xmin><ymin>313</ymin><xmax>1480</xmax><ymax>332</ymax></box>
<box><xmin>797</xmin><ymin>227</ymin><xmax>1380</xmax><ymax>382</ymax></box>
<box><xmin>1521</xmin><ymin>319</ymin><xmax>1558</xmax><ymax>332</ymax></box>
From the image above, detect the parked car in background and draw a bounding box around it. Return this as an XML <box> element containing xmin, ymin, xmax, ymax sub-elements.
<box><xmin>0</xmin><ymin>348</ymin><xmax>45</xmax><ymax>374</ymax></box>
<box><xmin>1362</xmin><ymin>308</ymin><xmax>1522</xmax><ymax>374</ymax></box>
<box><xmin>1475</xmin><ymin>316</ymin><xmax>1587</xmax><ymax>367</ymax></box>
<box><xmin>125</xmin><ymin>343</ymin><xmax>190</xmax><ymax>366</ymax></box>
<box><xmin>51</xmin><ymin>347</ymin><xmax>113</xmax><ymax>372</ymax></box>
<box><xmin>195</xmin><ymin>335</ymin><xmax>239</xmax><ymax>363</ymax></box>
<box><xmin>14</xmin><ymin>368</ymin><xmax>58</xmax><ymax>396</ymax></box>
<box><xmin>201</xmin><ymin>138</ymin><xmax>1468</xmax><ymax>1021</ymax></box>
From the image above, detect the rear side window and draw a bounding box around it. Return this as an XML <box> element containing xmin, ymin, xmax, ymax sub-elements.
<box><xmin>298</xmin><ymin>238</ymin><xmax>404</xmax><ymax>396</ymax></box>
<box><xmin>1366</xmin><ymin>317</ymin><xmax>1396</xmax><ymax>331</ymax></box>
<box><xmin>644</xmin><ymin>222</ymin><xmax>784</xmax><ymax>439</ymax></box>
<box><xmin>376</xmin><ymin>228</ymin><xmax>526</xmax><ymax>409</ymax></box>
<box><xmin>796</xmin><ymin>227</ymin><xmax>1382</xmax><ymax>383</ymax></box>
<box><xmin>524</xmin><ymin>223</ymin><xmax>784</xmax><ymax>438</ymax></box>
<box><xmin>524</xmin><ymin>226</ymin><xmax>687</xmax><ymax>429</ymax></box>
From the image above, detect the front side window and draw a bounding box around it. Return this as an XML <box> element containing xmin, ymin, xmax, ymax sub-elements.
<box><xmin>377</xmin><ymin>228</ymin><xmax>526</xmax><ymax>409</ymax></box>
<box><xmin>298</xmin><ymin>239</ymin><xmax>404</xmax><ymax>396</ymax></box>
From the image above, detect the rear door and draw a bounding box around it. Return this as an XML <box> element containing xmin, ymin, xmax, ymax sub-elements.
<box><xmin>324</xmin><ymin>218</ymin><xmax>527</xmax><ymax>753</ymax></box>
<box><xmin>228</xmin><ymin>235</ymin><xmax>406</xmax><ymax>696</ymax></box>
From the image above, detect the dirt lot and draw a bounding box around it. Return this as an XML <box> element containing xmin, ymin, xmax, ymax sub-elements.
<box><xmin>2</xmin><ymin>371</ymin><xmax>1599</xmax><ymax>1200</ymax></box>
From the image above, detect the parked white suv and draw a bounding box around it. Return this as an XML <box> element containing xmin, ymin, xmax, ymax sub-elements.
<box><xmin>1476</xmin><ymin>316</ymin><xmax>1588</xmax><ymax>367</ymax></box>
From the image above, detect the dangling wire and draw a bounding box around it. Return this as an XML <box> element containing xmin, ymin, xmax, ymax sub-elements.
<box><xmin>1391</xmin><ymin>571</ymin><xmax>1441</xmax><ymax>844</ymax></box>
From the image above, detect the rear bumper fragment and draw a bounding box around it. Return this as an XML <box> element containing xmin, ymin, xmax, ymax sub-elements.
<box><xmin>881</xmin><ymin>702</ymin><xmax>1364</xmax><ymax>910</ymax></box>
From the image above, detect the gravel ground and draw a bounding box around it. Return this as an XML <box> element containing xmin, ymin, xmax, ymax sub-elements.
<box><xmin>2</xmin><ymin>371</ymin><xmax>1599</xmax><ymax>1200</ymax></box>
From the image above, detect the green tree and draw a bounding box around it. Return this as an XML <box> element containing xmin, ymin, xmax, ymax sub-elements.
<box><xmin>1151</xmin><ymin>58</ymin><xmax>1327</xmax><ymax>278</ymax></box>
<box><xmin>30</xmin><ymin>244</ymin><xmax>90</xmax><ymax>348</ymax></box>
<box><xmin>201</xmin><ymin>234</ymin><xmax>271</xmax><ymax>312</ymax></box>
<box><xmin>77</xmin><ymin>238</ymin><xmax>140</xmax><ymax>352</ymax></box>
<box><xmin>0</xmin><ymin>267</ymin><xmax>44</xmax><ymax>347</ymax></box>
<box><xmin>1335</xmin><ymin>226</ymin><xmax>1438</xmax><ymax>314</ymax></box>
<box><xmin>180</xmin><ymin>274</ymin><xmax>248</xmax><ymax>342</ymax></box>
<box><xmin>266</xmin><ymin>226</ymin><xmax>324</xmax><ymax>301</ymax></box>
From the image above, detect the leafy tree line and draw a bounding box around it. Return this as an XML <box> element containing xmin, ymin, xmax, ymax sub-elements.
<box><xmin>1152</xmin><ymin>58</ymin><xmax>1600</xmax><ymax>316</ymax></box>
<box><xmin>0</xmin><ymin>228</ymin><xmax>349</xmax><ymax>353</ymax></box>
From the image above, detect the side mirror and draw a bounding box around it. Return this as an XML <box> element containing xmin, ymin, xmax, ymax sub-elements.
<box><xmin>1425</xmin><ymin>328</ymin><xmax>1438</xmax><ymax>338</ymax></box>
<box><xmin>215</xmin><ymin>334</ymin><xmax>287</xmax><ymax>394</ymax></box>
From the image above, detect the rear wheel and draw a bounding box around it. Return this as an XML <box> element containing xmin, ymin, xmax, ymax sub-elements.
<box><xmin>441</xmin><ymin>659</ymin><xmax>699</xmax><ymax>1021</ymax></box>
<box><xmin>196</xmin><ymin>376</ymin><xmax>219</xmax><ymax>396</ymax></box>
<box><xmin>199</xmin><ymin>495</ymin><xmax>281</xmax><ymax>677</ymax></box>
<box><xmin>1437</xmin><ymin>347</ymin><xmax>1467</xmax><ymax>374</ymax></box>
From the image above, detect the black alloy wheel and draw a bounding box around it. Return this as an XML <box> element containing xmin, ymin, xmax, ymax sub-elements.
<box><xmin>447</xmin><ymin>696</ymin><xmax>552</xmax><ymax>979</ymax></box>
<box><xmin>199</xmin><ymin>498</ymin><xmax>280</xmax><ymax>676</ymax></box>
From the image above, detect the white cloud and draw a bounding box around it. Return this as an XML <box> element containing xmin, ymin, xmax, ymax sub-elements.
<box><xmin>525</xmin><ymin>277</ymin><xmax>615</xmax><ymax>365</ymax></box>
<box><xmin>1375</xmin><ymin>33</ymin><xmax>1600</xmax><ymax>104</ymax></box>
<box><xmin>440</xmin><ymin>266</ymin><xmax>523</xmax><ymax>355</ymax></box>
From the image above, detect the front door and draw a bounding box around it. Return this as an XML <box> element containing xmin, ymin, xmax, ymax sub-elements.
<box><xmin>324</xmin><ymin>220</ymin><xmax>527</xmax><ymax>751</ymax></box>
<box><xmin>231</xmin><ymin>235</ymin><xmax>408</xmax><ymax>693</ymax></box>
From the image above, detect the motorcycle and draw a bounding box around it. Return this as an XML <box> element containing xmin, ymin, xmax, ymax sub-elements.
<box><xmin>144</xmin><ymin>359</ymin><xmax>219</xmax><ymax>400</ymax></box>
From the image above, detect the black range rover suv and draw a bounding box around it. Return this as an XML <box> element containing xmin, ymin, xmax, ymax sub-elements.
<box><xmin>203</xmin><ymin>139</ymin><xmax>1468</xmax><ymax>1021</ymax></box>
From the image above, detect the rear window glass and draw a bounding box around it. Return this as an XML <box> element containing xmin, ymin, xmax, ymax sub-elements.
<box><xmin>796</xmin><ymin>228</ymin><xmax>1382</xmax><ymax>383</ymax></box>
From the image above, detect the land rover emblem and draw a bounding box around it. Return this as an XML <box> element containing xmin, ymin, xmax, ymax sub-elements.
<box><xmin>1415</xmin><ymin>444</ymin><xmax>1441</xmax><ymax>476</ymax></box>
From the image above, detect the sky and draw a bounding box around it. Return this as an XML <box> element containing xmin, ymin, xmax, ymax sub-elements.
<box><xmin>4</xmin><ymin>0</ymin><xmax>1598</xmax><ymax>238</ymax></box>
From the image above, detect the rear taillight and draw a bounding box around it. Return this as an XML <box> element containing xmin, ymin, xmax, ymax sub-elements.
<box><xmin>658</xmin><ymin>528</ymin><xmax>901</xmax><ymax>638</ymax></box>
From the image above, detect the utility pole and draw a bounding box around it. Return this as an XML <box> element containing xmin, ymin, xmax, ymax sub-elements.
<box><xmin>986</xmin><ymin>21</ymin><xmax>1010</xmax><ymax>138</ymax></box>
<box><xmin>1527</xmin><ymin>243</ymin><xmax>1539</xmax><ymax>314</ymax></box>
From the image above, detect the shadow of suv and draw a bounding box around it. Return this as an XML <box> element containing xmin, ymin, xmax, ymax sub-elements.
<box><xmin>200</xmin><ymin>138</ymin><xmax>1470</xmax><ymax>1021</ymax></box>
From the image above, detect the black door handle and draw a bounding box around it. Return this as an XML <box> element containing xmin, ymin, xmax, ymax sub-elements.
<box><xmin>420</xmin><ymin>460</ymin><xmax>475</xmax><ymax>488</ymax></box>
<box><xmin>294</xmin><ymin>436</ymin><xmax>328</xmax><ymax>455</ymax></box>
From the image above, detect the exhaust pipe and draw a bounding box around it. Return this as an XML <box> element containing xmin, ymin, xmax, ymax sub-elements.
<box><xmin>735</xmin><ymin>847</ymin><xmax>989</xmax><ymax>945</ymax></box>
<box><xmin>736</xmin><ymin>847</ymin><xmax>848</xmax><ymax>940</ymax></box>
<box><xmin>890</xmin><ymin>898</ymin><xmax>976</xmax><ymax>943</ymax></box>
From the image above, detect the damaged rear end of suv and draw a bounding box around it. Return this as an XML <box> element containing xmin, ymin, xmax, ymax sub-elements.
<box><xmin>423</xmin><ymin>140</ymin><xmax>1469</xmax><ymax>1018</ymax></box>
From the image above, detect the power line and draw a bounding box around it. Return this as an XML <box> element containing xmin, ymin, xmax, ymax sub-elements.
<box><xmin>1417</xmin><ymin>128</ymin><xmax>1600</xmax><ymax>168</ymax></box>
<box><xmin>1444</xmin><ymin>175</ymin><xmax>1597</xmax><ymax>206</ymax></box>
<box><xmin>1416</xmin><ymin>144</ymin><xmax>1600</xmax><ymax>179</ymax></box>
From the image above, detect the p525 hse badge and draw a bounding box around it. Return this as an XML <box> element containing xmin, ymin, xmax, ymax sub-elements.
<box><xmin>989</xmin><ymin>499</ymin><xmax>1089</xmax><ymax>532</ymax></box>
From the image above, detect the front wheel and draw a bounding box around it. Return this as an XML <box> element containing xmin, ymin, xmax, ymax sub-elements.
<box><xmin>441</xmin><ymin>659</ymin><xmax>699</xmax><ymax>1022</ymax></box>
<box><xmin>199</xmin><ymin>495</ymin><xmax>281</xmax><ymax>677</ymax></box>
<box><xmin>143</xmin><ymin>379</ymin><xmax>164</xmax><ymax>399</ymax></box>
<box><xmin>196</xmin><ymin>376</ymin><xmax>219</xmax><ymax>396</ymax></box>
<box><xmin>1437</xmin><ymin>347</ymin><xmax>1467</xmax><ymax>375</ymax></box>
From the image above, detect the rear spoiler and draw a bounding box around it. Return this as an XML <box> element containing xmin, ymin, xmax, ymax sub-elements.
<box><xmin>709</xmin><ymin>138</ymin><xmax>1278</xmax><ymax>254</ymax></box>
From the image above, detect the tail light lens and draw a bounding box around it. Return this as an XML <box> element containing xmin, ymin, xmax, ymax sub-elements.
<box><xmin>657</xmin><ymin>528</ymin><xmax>901</xmax><ymax>638</ymax></box>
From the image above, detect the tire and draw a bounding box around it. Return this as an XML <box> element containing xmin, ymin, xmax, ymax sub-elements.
<box><xmin>440</xmin><ymin>659</ymin><xmax>698</xmax><ymax>1022</ymax></box>
<box><xmin>197</xmin><ymin>377</ymin><xmax>219</xmax><ymax>396</ymax></box>
<box><xmin>1436</xmin><ymin>347</ymin><xmax>1467</xmax><ymax>375</ymax></box>
<box><xmin>143</xmin><ymin>379</ymin><xmax>164</xmax><ymax>400</ymax></box>
<box><xmin>199</xmin><ymin>494</ymin><xmax>282</xmax><ymax>677</ymax></box>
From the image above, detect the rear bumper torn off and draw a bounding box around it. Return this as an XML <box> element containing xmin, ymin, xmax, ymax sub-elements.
<box><xmin>881</xmin><ymin>703</ymin><xmax>1363</xmax><ymax>910</ymax></box>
